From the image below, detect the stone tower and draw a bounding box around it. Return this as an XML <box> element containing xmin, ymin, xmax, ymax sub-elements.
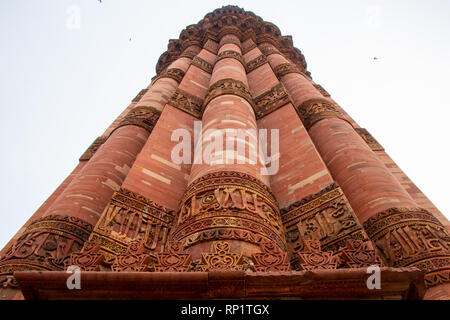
<box><xmin>1</xmin><ymin>6</ymin><xmax>449</xmax><ymax>300</ymax></box>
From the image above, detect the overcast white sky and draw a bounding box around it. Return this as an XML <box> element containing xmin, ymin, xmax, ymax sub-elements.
<box><xmin>1</xmin><ymin>0</ymin><xmax>449</xmax><ymax>249</ymax></box>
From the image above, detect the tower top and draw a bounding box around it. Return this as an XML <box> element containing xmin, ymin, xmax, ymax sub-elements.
<box><xmin>156</xmin><ymin>5</ymin><xmax>309</xmax><ymax>77</ymax></box>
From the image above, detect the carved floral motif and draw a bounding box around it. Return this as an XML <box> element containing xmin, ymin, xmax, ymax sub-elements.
<box><xmin>155</xmin><ymin>241</ymin><xmax>192</xmax><ymax>272</ymax></box>
<box><xmin>203</xmin><ymin>78</ymin><xmax>254</xmax><ymax>112</ymax></box>
<box><xmin>172</xmin><ymin>171</ymin><xmax>286</xmax><ymax>251</ymax></box>
<box><xmin>199</xmin><ymin>241</ymin><xmax>244</xmax><ymax>271</ymax></box>
<box><xmin>168</xmin><ymin>88</ymin><xmax>204</xmax><ymax>119</ymax></box>
<box><xmin>296</xmin><ymin>98</ymin><xmax>349</xmax><ymax>130</ymax></box>
<box><xmin>252</xmin><ymin>240</ymin><xmax>290</xmax><ymax>271</ymax></box>
<box><xmin>66</xmin><ymin>241</ymin><xmax>104</xmax><ymax>271</ymax></box>
<box><xmin>111</xmin><ymin>241</ymin><xmax>150</xmax><ymax>272</ymax></box>
<box><xmin>114</xmin><ymin>106</ymin><xmax>161</xmax><ymax>134</ymax></box>
<box><xmin>297</xmin><ymin>240</ymin><xmax>337</xmax><ymax>270</ymax></box>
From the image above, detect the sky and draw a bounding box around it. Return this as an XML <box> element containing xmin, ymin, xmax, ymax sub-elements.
<box><xmin>1</xmin><ymin>0</ymin><xmax>450</xmax><ymax>249</ymax></box>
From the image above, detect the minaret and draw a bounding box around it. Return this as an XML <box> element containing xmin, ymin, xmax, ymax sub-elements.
<box><xmin>1</xmin><ymin>6</ymin><xmax>449</xmax><ymax>300</ymax></box>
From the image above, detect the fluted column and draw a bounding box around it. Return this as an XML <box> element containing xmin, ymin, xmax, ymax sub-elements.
<box><xmin>0</xmin><ymin>46</ymin><xmax>198</xmax><ymax>293</ymax></box>
<box><xmin>171</xmin><ymin>33</ymin><xmax>286</xmax><ymax>268</ymax></box>
<box><xmin>262</xmin><ymin>42</ymin><xmax>450</xmax><ymax>298</ymax></box>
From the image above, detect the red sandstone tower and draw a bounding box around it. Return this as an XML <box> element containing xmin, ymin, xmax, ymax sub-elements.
<box><xmin>1</xmin><ymin>6</ymin><xmax>449</xmax><ymax>300</ymax></box>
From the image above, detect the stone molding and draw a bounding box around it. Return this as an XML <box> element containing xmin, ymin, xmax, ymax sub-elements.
<box><xmin>273</xmin><ymin>62</ymin><xmax>304</xmax><ymax>80</ymax></box>
<box><xmin>203</xmin><ymin>78</ymin><xmax>254</xmax><ymax>112</ymax></box>
<box><xmin>89</xmin><ymin>188</ymin><xmax>175</xmax><ymax>265</ymax></box>
<box><xmin>171</xmin><ymin>171</ymin><xmax>286</xmax><ymax>251</ymax></box>
<box><xmin>151</xmin><ymin>68</ymin><xmax>186</xmax><ymax>84</ymax></box>
<box><xmin>295</xmin><ymin>98</ymin><xmax>351</xmax><ymax>130</ymax></box>
<box><xmin>245</xmin><ymin>54</ymin><xmax>267</xmax><ymax>73</ymax></box>
<box><xmin>253</xmin><ymin>83</ymin><xmax>290</xmax><ymax>119</ymax></box>
<box><xmin>0</xmin><ymin>215</ymin><xmax>93</xmax><ymax>275</ymax></box>
<box><xmin>362</xmin><ymin>207</ymin><xmax>450</xmax><ymax>288</ymax></box>
<box><xmin>168</xmin><ymin>88</ymin><xmax>204</xmax><ymax>119</ymax></box>
<box><xmin>191</xmin><ymin>55</ymin><xmax>214</xmax><ymax>74</ymax></box>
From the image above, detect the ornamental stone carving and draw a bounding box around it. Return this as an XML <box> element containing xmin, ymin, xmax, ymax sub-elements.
<box><xmin>252</xmin><ymin>240</ymin><xmax>290</xmax><ymax>271</ymax></box>
<box><xmin>253</xmin><ymin>83</ymin><xmax>289</xmax><ymax>119</ymax></box>
<box><xmin>215</xmin><ymin>50</ymin><xmax>246</xmax><ymax>69</ymax></box>
<box><xmin>0</xmin><ymin>215</ymin><xmax>93</xmax><ymax>275</ymax></box>
<box><xmin>363</xmin><ymin>207</ymin><xmax>450</xmax><ymax>288</ymax></box>
<box><xmin>295</xmin><ymin>98</ymin><xmax>350</xmax><ymax>130</ymax></box>
<box><xmin>245</xmin><ymin>54</ymin><xmax>267</xmax><ymax>73</ymax></box>
<box><xmin>281</xmin><ymin>183</ymin><xmax>372</xmax><ymax>270</ymax></box>
<box><xmin>171</xmin><ymin>171</ymin><xmax>286</xmax><ymax>251</ymax></box>
<box><xmin>168</xmin><ymin>88</ymin><xmax>204</xmax><ymax>119</ymax></box>
<box><xmin>113</xmin><ymin>106</ymin><xmax>161</xmax><ymax>134</ymax></box>
<box><xmin>155</xmin><ymin>241</ymin><xmax>192</xmax><ymax>272</ymax></box>
<box><xmin>203</xmin><ymin>79</ymin><xmax>254</xmax><ymax>112</ymax></box>
<box><xmin>152</xmin><ymin>68</ymin><xmax>186</xmax><ymax>84</ymax></box>
<box><xmin>199</xmin><ymin>241</ymin><xmax>245</xmax><ymax>271</ymax></box>
<box><xmin>297</xmin><ymin>240</ymin><xmax>337</xmax><ymax>270</ymax></box>
<box><xmin>89</xmin><ymin>188</ymin><xmax>175</xmax><ymax>265</ymax></box>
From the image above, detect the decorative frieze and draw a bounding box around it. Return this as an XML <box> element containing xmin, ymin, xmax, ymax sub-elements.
<box><xmin>295</xmin><ymin>98</ymin><xmax>349</xmax><ymax>130</ymax></box>
<box><xmin>89</xmin><ymin>188</ymin><xmax>175</xmax><ymax>264</ymax></box>
<box><xmin>172</xmin><ymin>171</ymin><xmax>286</xmax><ymax>251</ymax></box>
<box><xmin>79</xmin><ymin>136</ymin><xmax>108</xmax><ymax>161</ymax></box>
<box><xmin>114</xmin><ymin>106</ymin><xmax>161</xmax><ymax>134</ymax></box>
<box><xmin>152</xmin><ymin>68</ymin><xmax>186</xmax><ymax>84</ymax></box>
<box><xmin>363</xmin><ymin>207</ymin><xmax>450</xmax><ymax>288</ymax></box>
<box><xmin>273</xmin><ymin>63</ymin><xmax>303</xmax><ymax>80</ymax></box>
<box><xmin>199</xmin><ymin>241</ymin><xmax>245</xmax><ymax>271</ymax></box>
<box><xmin>252</xmin><ymin>240</ymin><xmax>290</xmax><ymax>271</ymax></box>
<box><xmin>297</xmin><ymin>240</ymin><xmax>337</xmax><ymax>270</ymax></box>
<box><xmin>66</xmin><ymin>241</ymin><xmax>104</xmax><ymax>271</ymax></box>
<box><xmin>0</xmin><ymin>215</ymin><xmax>93</xmax><ymax>275</ymax></box>
<box><xmin>355</xmin><ymin>128</ymin><xmax>384</xmax><ymax>151</ymax></box>
<box><xmin>245</xmin><ymin>54</ymin><xmax>267</xmax><ymax>73</ymax></box>
<box><xmin>215</xmin><ymin>50</ymin><xmax>246</xmax><ymax>69</ymax></box>
<box><xmin>253</xmin><ymin>83</ymin><xmax>289</xmax><ymax>119</ymax></box>
<box><xmin>259</xmin><ymin>46</ymin><xmax>279</xmax><ymax>57</ymax></box>
<box><xmin>281</xmin><ymin>183</ymin><xmax>371</xmax><ymax>270</ymax></box>
<box><xmin>179</xmin><ymin>50</ymin><xmax>199</xmax><ymax>59</ymax></box>
<box><xmin>168</xmin><ymin>88</ymin><xmax>204</xmax><ymax>119</ymax></box>
<box><xmin>111</xmin><ymin>242</ymin><xmax>151</xmax><ymax>272</ymax></box>
<box><xmin>203</xmin><ymin>78</ymin><xmax>254</xmax><ymax>112</ymax></box>
<box><xmin>191</xmin><ymin>56</ymin><xmax>214</xmax><ymax>74</ymax></box>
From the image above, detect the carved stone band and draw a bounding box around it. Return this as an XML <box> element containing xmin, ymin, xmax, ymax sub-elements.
<box><xmin>355</xmin><ymin>128</ymin><xmax>384</xmax><ymax>151</ymax></box>
<box><xmin>242</xmin><ymin>42</ymin><xmax>257</xmax><ymax>55</ymax></box>
<box><xmin>172</xmin><ymin>171</ymin><xmax>286</xmax><ymax>251</ymax></box>
<box><xmin>0</xmin><ymin>215</ymin><xmax>93</xmax><ymax>274</ymax></box>
<box><xmin>280</xmin><ymin>182</ymin><xmax>371</xmax><ymax>269</ymax></box>
<box><xmin>191</xmin><ymin>56</ymin><xmax>214</xmax><ymax>74</ymax></box>
<box><xmin>273</xmin><ymin>63</ymin><xmax>304</xmax><ymax>80</ymax></box>
<box><xmin>168</xmin><ymin>88</ymin><xmax>204</xmax><ymax>119</ymax></box>
<box><xmin>203</xmin><ymin>78</ymin><xmax>254</xmax><ymax>112</ymax></box>
<box><xmin>79</xmin><ymin>136</ymin><xmax>108</xmax><ymax>161</ymax></box>
<box><xmin>245</xmin><ymin>54</ymin><xmax>267</xmax><ymax>73</ymax></box>
<box><xmin>215</xmin><ymin>50</ymin><xmax>246</xmax><ymax>70</ymax></box>
<box><xmin>89</xmin><ymin>188</ymin><xmax>175</xmax><ymax>264</ymax></box>
<box><xmin>253</xmin><ymin>83</ymin><xmax>289</xmax><ymax>119</ymax></box>
<box><xmin>152</xmin><ymin>68</ymin><xmax>186</xmax><ymax>84</ymax></box>
<box><xmin>113</xmin><ymin>106</ymin><xmax>161</xmax><ymax>134</ymax></box>
<box><xmin>362</xmin><ymin>207</ymin><xmax>450</xmax><ymax>288</ymax></box>
<box><xmin>295</xmin><ymin>98</ymin><xmax>350</xmax><ymax>130</ymax></box>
